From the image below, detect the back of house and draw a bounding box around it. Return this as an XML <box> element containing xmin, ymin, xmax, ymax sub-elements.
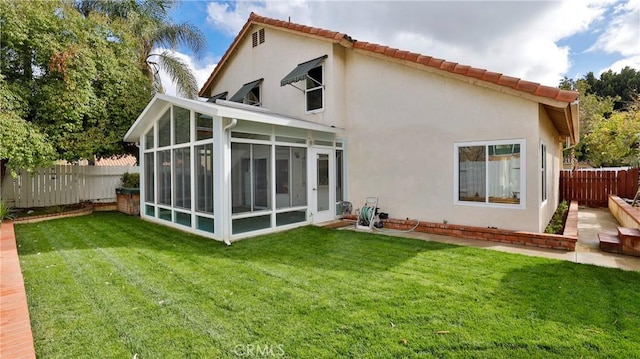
<box><xmin>126</xmin><ymin>13</ymin><xmax>579</xmax><ymax>243</ymax></box>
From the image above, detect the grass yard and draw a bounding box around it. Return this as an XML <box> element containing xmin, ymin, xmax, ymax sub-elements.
<box><xmin>15</xmin><ymin>212</ymin><xmax>640</xmax><ymax>358</ymax></box>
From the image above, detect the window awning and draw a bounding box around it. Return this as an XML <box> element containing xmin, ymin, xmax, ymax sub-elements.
<box><xmin>207</xmin><ymin>91</ymin><xmax>228</xmax><ymax>103</ymax></box>
<box><xmin>229</xmin><ymin>79</ymin><xmax>263</xmax><ymax>102</ymax></box>
<box><xmin>280</xmin><ymin>55</ymin><xmax>328</xmax><ymax>87</ymax></box>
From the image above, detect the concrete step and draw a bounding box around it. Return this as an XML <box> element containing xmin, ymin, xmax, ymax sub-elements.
<box><xmin>617</xmin><ymin>227</ymin><xmax>640</xmax><ymax>256</ymax></box>
<box><xmin>599</xmin><ymin>232</ymin><xmax>623</xmax><ymax>254</ymax></box>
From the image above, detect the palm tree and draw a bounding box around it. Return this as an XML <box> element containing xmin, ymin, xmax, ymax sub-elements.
<box><xmin>139</xmin><ymin>20</ymin><xmax>206</xmax><ymax>98</ymax></box>
<box><xmin>73</xmin><ymin>0</ymin><xmax>206</xmax><ymax>99</ymax></box>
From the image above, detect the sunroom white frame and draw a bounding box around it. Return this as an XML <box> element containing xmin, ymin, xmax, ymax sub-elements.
<box><xmin>125</xmin><ymin>94</ymin><xmax>344</xmax><ymax>244</ymax></box>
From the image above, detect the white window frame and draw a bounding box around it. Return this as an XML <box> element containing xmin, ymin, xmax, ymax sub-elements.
<box><xmin>244</xmin><ymin>83</ymin><xmax>261</xmax><ymax>107</ymax></box>
<box><xmin>305</xmin><ymin>64</ymin><xmax>324</xmax><ymax>113</ymax></box>
<box><xmin>141</xmin><ymin>105</ymin><xmax>217</xmax><ymax>236</ymax></box>
<box><xmin>541</xmin><ymin>142</ymin><xmax>547</xmax><ymax>204</ymax></box>
<box><xmin>453</xmin><ymin>139</ymin><xmax>526</xmax><ymax>209</ymax></box>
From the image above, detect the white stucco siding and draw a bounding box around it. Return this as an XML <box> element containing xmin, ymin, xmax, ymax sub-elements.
<box><xmin>538</xmin><ymin>105</ymin><xmax>562</xmax><ymax>232</ymax></box>
<box><xmin>344</xmin><ymin>52</ymin><xmax>543</xmax><ymax>232</ymax></box>
<box><xmin>207</xmin><ymin>26</ymin><xmax>347</xmax><ymax>128</ymax></box>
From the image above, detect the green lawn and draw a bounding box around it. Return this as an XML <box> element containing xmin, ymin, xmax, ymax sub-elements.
<box><xmin>15</xmin><ymin>212</ymin><xmax>640</xmax><ymax>358</ymax></box>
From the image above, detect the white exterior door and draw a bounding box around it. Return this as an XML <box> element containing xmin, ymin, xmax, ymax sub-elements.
<box><xmin>310</xmin><ymin>148</ymin><xmax>335</xmax><ymax>223</ymax></box>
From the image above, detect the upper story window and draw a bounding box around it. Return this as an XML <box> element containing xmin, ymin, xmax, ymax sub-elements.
<box><xmin>455</xmin><ymin>139</ymin><xmax>526</xmax><ymax>208</ymax></box>
<box><xmin>207</xmin><ymin>91</ymin><xmax>227</xmax><ymax>103</ymax></box>
<box><xmin>306</xmin><ymin>65</ymin><xmax>323</xmax><ymax>112</ymax></box>
<box><xmin>280</xmin><ymin>55</ymin><xmax>328</xmax><ymax>113</ymax></box>
<box><xmin>229</xmin><ymin>79</ymin><xmax>262</xmax><ymax>106</ymax></box>
<box><xmin>245</xmin><ymin>85</ymin><xmax>260</xmax><ymax>106</ymax></box>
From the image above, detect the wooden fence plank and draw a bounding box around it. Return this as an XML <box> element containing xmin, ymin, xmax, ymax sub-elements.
<box><xmin>560</xmin><ymin>168</ymin><xmax>639</xmax><ymax>207</ymax></box>
<box><xmin>627</xmin><ymin>168</ymin><xmax>639</xmax><ymax>198</ymax></box>
<box><xmin>3</xmin><ymin>164</ymin><xmax>138</xmax><ymax>208</ymax></box>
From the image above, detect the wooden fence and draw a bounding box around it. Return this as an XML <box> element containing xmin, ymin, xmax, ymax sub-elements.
<box><xmin>1</xmin><ymin>165</ymin><xmax>139</xmax><ymax>208</ymax></box>
<box><xmin>560</xmin><ymin>168</ymin><xmax>639</xmax><ymax>207</ymax></box>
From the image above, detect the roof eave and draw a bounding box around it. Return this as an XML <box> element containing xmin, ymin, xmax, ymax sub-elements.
<box><xmin>569</xmin><ymin>101</ymin><xmax>580</xmax><ymax>145</ymax></box>
<box><xmin>125</xmin><ymin>94</ymin><xmax>343</xmax><ymax>143</ymax></box>
<box><xmin>124</xmin><ymin>94</ymin><xmax>163</xmax><ymax>142</ymax></box>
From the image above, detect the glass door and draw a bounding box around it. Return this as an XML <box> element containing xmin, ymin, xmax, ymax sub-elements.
<box><xmin>310</xmin><ymin>148</ymin><xmax>335</xmax><ymax>223</ymax></box>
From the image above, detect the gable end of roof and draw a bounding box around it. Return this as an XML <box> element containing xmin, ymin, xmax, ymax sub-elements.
<box><xmin>198</xmin><ymin>13</ymin><xmax>353</xmax><ymax>97</ymax></box>
<box><xmin>199</xmin><ymin>13</ymin><xmax>578</xmax><ymax>105</ymax></box>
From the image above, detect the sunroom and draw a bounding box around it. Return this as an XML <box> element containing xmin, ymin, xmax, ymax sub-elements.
<box><xmin>124</xmin><ymin>94</ymin><xmax>346</xmax><ymax>244</ymax></box>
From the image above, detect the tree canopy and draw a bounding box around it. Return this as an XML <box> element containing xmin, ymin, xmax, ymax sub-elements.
<box><xmin>0</xmin><ymin>0</ymin><xmax>151</xmax><ymax>168</ymax></box>
<box><xmin>0</xmin><ymin>0</ymin><xmax>205</xmax><ymax>177</ymax></box>
<box><xmin>0</xmin><ymin>74</ymin><xmax>55</xmax><ymax>176</ymax></box>
<box><xmin>584</xmin><ymin>67</ymin><xmax>640</xmax><ymax>110</ymax></box>
<box><xmin>583</xmin><ymin>105</ymin><xmax>640</xmax><ymax>167</ymax></box>
<box><xmin>561</xmin><ymin>68</ymin><xmax>640</xmax><ymax>167</ymax></box>
<box><xmin>74</xmin><ymin>0</ymin><xmax>206</xmax><ymax>99</ymax></box>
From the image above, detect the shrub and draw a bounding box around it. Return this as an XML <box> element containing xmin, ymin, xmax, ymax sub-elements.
<box><xmin>0</xmin><ymin>200</ymin><xmax>16</xmax><ymax>221</ymax></box>
<box><xmin>121</xmin><ymin>172</ymin><xmax>140</xmax><ymax>188</ymax></box>
<box><xmin>545</xmin><ymin>200</ymin><xmax>569</xmax><ymax>234</ymax></box>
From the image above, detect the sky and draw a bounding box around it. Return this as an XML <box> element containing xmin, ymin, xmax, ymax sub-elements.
<box><xmin>163</xmin><ymin>0</ymin><xmax>640</xmax><ymax>97</ymax></box>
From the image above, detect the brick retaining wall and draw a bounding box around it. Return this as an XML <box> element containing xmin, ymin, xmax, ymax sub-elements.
<box><xmin>345</xmin><ymin>200</ymin><xmax>579</xmax><ymax>251</ymax></box>
<box><xmin>12</xmin><ymin>205</ymin><xmax>93</xmax><ymax>224</ymax></box>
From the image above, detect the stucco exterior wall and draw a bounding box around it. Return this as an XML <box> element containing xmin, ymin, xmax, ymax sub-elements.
<box><xmin>202</xmin><ymin>25</ymin><xmax>570</xmax><ymax>233</ymax></box>
<box><xmin>538</xmin><ymin>105</ymin><xmax>562</xmax><ymax>232</ymax></box>
<box><xmin>206</xmin><ymin>25</ymin><xmax>347</xmax><ymax>128</ymax></box>
<box><xmin>343</xmin><ymin>52</ymin><xmax>543</xmax><ymax>232</ymax></box>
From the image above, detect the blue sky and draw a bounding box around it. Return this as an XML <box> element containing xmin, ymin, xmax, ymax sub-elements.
<box><xmin>163</xmin><ymin>0</ymin><xmax>640</xmax><ymax>96</ymax></box>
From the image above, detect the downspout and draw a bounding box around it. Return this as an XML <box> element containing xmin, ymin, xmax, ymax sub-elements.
<box><xmin>222</xmin><ymin>118</ymin><xmax>238</xmax><ymax>245</ymax></box>
<box><xmin>223</xmin><ymin>118</ymin><xmax>238</xmax><ymax>132</ymax></box>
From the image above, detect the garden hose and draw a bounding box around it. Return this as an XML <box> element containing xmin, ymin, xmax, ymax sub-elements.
<box><xmin>359</xmin><ymin>205</ymin><xmax>375</xmax><ymax>226</ymax></box>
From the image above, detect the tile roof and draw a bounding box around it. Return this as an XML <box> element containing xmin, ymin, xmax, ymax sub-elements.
<box><xmin>199</xmin><ymin>13</ymin><xmax>578</xmax><ymax>104</ymax></box>
<box><xmin>95</xmin><ymin>155</ymin><xmax>137</xmax><ymax>167</ymax></box>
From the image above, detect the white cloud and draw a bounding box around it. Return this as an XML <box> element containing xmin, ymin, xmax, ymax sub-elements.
<box><xmin>206</xmin><ymin>0</ymin><xmax>311</xmax><ymax>36</ymax></box>
<box><xmin>605</xmin><ymin>54</ymin><xmax>640</xmax><ymax>74</ymax></box>
<box><xmin>590</xmin><ymin>0</ymin><xmax>640</xmax><ymax>73</ymax></box>
<box><xmin>204</xmin><ymin>0</ymin><xmax>616</xmax><ymax>86</ymax></box>
<box><xmin>590</xmin><ymin>0</ymin><xmax>640</xmax><ymax>56</ymax></box>
<box><xmin>154</xmin><ymin>49</ymin><xmax>217</xmax><ymax>98</ymax></box>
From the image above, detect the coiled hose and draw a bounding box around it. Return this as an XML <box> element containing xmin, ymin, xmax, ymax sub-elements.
<box><xmin>358</xmin><ymin>205</ymin><xmax>420</xmax><ymax>233</ymax></box>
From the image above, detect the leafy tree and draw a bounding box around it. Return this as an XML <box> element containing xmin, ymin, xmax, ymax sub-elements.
<box><xmin>559</xmin><ymin>73</ymin><xmax>640</xmax><ymax>167</ymax></box>
<box><xmin>558</xmin><ymin>76</ymin><xmax>576</xmax><ymax>91</ymax></box>
<box><xmin>582</xmin><ymin>98</ymin><xmax>640</xmax><ymax>167</ymax></box>
<box><xmin>575</xmin><ymin>80</ymin><xmax>618</xmax><ymax>135</ymax></box>
<box><xmin>0</xmin><ymin>0</ymin><xmax>151</xmax><ymax>163</ymax></box>
<box><xmin>74</xmin><ymin>0</ymin><xmax>206</xmax><ymax>98</ymax></box>
<box><xmin>583</xmin><ymin>67</ymin><xmax>640</xmax><ymax>110</ymax></box>
<box><xmin>0</xmin><ymin>75</ymin><xmax>55</xmax><ymax>178</ymax></box>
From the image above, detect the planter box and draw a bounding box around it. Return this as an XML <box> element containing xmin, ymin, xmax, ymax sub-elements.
<box><xmin>116</xmin><ymin>187</ymin><xmax>140</xmax><ymax>216</ymax></box>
